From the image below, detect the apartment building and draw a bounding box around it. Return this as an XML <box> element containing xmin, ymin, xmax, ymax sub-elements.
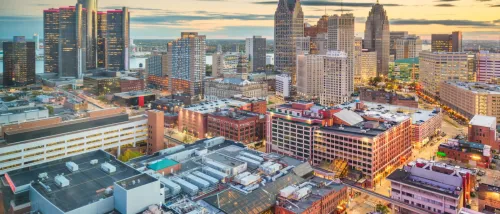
<box><xmin>388</xmin><ymin>159</ymin><xmax>476</xmax><ymax>214</ymax></box>
<box><xmin>207</xmin><ymin>109</ymin><xmax>265</xmax><ymax>144</ymax></box>
<box><xmin>419</xmin><ymin>51</ymin><xmax>468</xmax><ymax>98</ymax></box>
<box><xmin>440</xmin><ymin>81</ymin><xmax>500</xmax><ymax>123</ymax></box>
<box><xmin>0</xmin><ymin>109</ymin><xmax>149</xmax><ymax>175</ymax></box>
<box><xmin>321</xmin><ymin>51</ymin><xmax>350</xmax><ymax>106</ymax></box>
<box><xmin>476</xmin><ymin>51</ymin><xmax>500</xmax><ymax>83</ymax></box>
<box><xmin>276</xmin><ymin>74</ymin><xmax>292</xmax><ymax>98</ymax></box>
<box><xmin>204</xmin><ymin>78</ymin><xmax>268</xmax><ymax>101</ymax></box>
<box><xmin>296</xmin><ymin>54</ymin><xmax>324</xmax><ymax>99</ymax></box>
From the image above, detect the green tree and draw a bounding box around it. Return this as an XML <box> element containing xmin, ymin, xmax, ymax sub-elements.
<box><xmin>3</xmin><ymin>96</ymin><xmax>17</xmax><ymax>102</ymax></box>
<box><xmin>45</xmin><ymin>105</ymin><xmax>54</xmax><ymax>115</ymax></box>
<box><xmin>376</xmin><ymin>203</ymin><xmax>390</xmax><ymax>214</ymax></box>
<box><xmin>206</xmin><ymin>65</ymin><xmax>213</xmax><ymax>76</ymax></box>
<box><xmin>119</xmin><ymin>150</ymin><xmax>143</xmax><ymax>162</ymax></box>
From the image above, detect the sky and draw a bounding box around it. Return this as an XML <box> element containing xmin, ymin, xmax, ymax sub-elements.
<box><xmin>0</xmin><ymin>0</ymin><xmax>499</xmax><ymax>40</ymax></box>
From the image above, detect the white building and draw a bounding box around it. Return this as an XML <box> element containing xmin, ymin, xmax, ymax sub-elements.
<box><xmin>321</xmin><ymin>51</ymin><xmax>350</xmax><ymax>106</ymax></box>
<box><xmin>360</xmin><ymin>49</ymin><xmax>377</xmax><ymax>85</ymax></box>
<box><xmin>0</xmin><ymin>107</ymin><xmax>49</xmax><ymax>126</ymax></box>
<box><xmin>419</xmin><ymin>51</ymin><xmax>468</xmax><ymax>98</ymax></box>
<box><xmin>212</xmin><ymin>52</ymin><xmax>224</xmax><ymax>77</ymax></box>
<box><xmin>266</xmin><ymin>54</ymin><xmax>274</xmax><ymax>65</ymax></box>
<box><xmin>296</xmin><ymin>54</ymin><xmax>324</xmax><ymax>99</ymax></box>
<box><xmin>476</xmin><ymin>51</ymin><xmax>500</xmax><ymax>83</ymax></box>
<box><xmin>0</xmin><ymin>113</ymin><xmax>148</xmax><ymax>175</ymax></box>
<box><xmin>354</xmin><ymin>37</ymin><xmax>363</xmax><ymax>86</ymax></box>
<box><xmin>276</xmin><ymin>74</ymin><xmax>292</xmax><ymax>98</ymax></box>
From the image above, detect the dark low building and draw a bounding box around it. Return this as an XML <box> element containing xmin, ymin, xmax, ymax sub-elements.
<box><xmin>83</xmin><ymin>71</ymin><xmax>145</xmax><ymax>96</ymax></box>
<box><xmin>359</xmin><ymin>87</ymin><xmax>418</xmax><ymax>108</ymax></box>
<box><xmin>3</xmin><ymin>36</ymin><xmax>36</xmax><ymax>87</ymax></box>
<box><xmin>113</xmin><ymin>91</ymin><xmax>156</xmax><ymax>107</ymax></box>
<box><xmin>438</xmin><ymin>139</ymin><xmax>492</xmax><ymax>169</ymax></box>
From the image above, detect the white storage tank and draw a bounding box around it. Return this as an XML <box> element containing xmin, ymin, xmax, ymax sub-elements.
<box><xmin>65</xmin><ymin>162</ymin><xmax>79</xmax><ymax>172</ymax></box>
<box><xmin>202</xmin><ymin>167</ymin><xmax>228</xmax><ymax>180</ymax></box>
<box><xmin>55</xmin><ymin>175</ymin><xmax>69</xmax><ymax>187</ymax></box>
<box><xmin>234</xmin><ymin>172</ymin><xmax>251</xmax><ymax>183</ymax></box>
<box><xmin>101</xmin><ymin>162</ymin><xmax>116</xmax><ymax>174</ymax></box>
<box><xmin>160</xmin><ymin>178</ymin><xmax>181</xmax><ymax>196</ymax></box>
<box><xmin>185</xmin><ymin>174</ymin><xmax>210</xmax><ymax>189</ymax></box>
<box><xmin>192</xmin><ymin>171</ymin><xmax>219</xmax><ymax>185</ymax></box>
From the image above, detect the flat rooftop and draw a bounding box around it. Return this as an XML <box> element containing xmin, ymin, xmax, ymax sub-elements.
<box><xmin>470</xmin><ymin>115</ymin><xmax>496</xmax><ymax>128</ymax></box>
<box><xmin>7</xmin><ymin>150</ymin><xmax>142</xmax><ymax>212</ymax></box>
<box><xmin>387</xmin><ymin>169</ymin><xmax>461</xmax><ymax>198</ymax></box>
<box><xmin>114</xmin><ymin>91</ymin><xmax>155</xmax><ymax>99</ymax></box>
<box><xmin>116</xmin><ymin>173</ymin><xmax>157</xmax><ymax>190</ymax></box>
<box><xmin>183</xmin><ymin>99</ymin><xmax>249</xmax><ymax>114</ymax></box>
<box><xmin>209</xmin><ymin>109</ymin><xmax>262</xmax><ymax>120</ymax></box>
<box><xmin>0</xmin><ymin>106</ymin><xmax>46</xmax><ymax>115</ymax></box>
<box><xmin>443</xmin><ymin>81</ymin><xmax>500</xmax><ymax>95</ymax></box>
<box><xmin>320</xmin><ymin>123</ymin><xmax>390</xmax><ymax>138</ymax></box>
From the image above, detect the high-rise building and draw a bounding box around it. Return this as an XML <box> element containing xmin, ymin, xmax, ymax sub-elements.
<box><xmin>147</xmin><ymin>110</ymin><xmax>165</xmax><ymax>154</ymax></box>
<box><xmin>354</xmin><ymin>37</ymin><xmax>363</xmax><ymax>86</ymax></box>
<box><xmin>107</xmin><ymin>7</ymin><xmax>130</xmax><ymax>71</ymax></box>
<box><xmin>274</xmin><ymin>0</ymin><xmax>304</xmax><ymax>83</ymax></box>
<box><xmin>295</xmin><ymin>36</ymin><xmax>311</xmax><ymax>55</ymax></box>
<box><xmin>394</xmin><ymin>35</ymin><xmax>422</xmax><ymax>60</ymax></box>
<box><xmin>476</xmin><ymin>51</ymin><xmax>500</xmax><ymax>83</ymax></box>
<box><xmin>389</xmin><ymin>58</ymin><xmax>419</xmax><ymax>82</ymax></box>
<box><xmin>389</xmin><ymin>31</ymin><xmax>407</xmax><ymax>58</ymax></box>
<box><xmin>97</xmin><ymin>11</ymin><xmax>107</xmax><ymax>68</ymax></box>
<box><xmin>33</xmin><ymin>33</ymin><xmax>40</xmax><ymax>50</ymax></box>
<box><xmin>431</xmin><ymin>31</ymin><xmax>463</xmax><ymax>52</ymax></box>
<box><xmin>3</xmin><ymin>36</ymin><xmax>36</xmax><ymax>87</ymax></box>
<box><xmin>245</xmin><ymin>36</ymin><xmax>267</xmax><ymax>72</ymax></box>
<box><xmin>364</xmin><ymin>2</ymin><xmax>390</xmax><ymax>76</ymax></box>
<box><xmin>419</xmin><ymin>51</ymin><xmax>468</xmax><ymax>98</ymax></box>
<box><xmin>43</xmin><ymin>8</ymin><xmax>60</xmax><ymax>74</ymax></box>
<box><xmin>360</xmin><ymin>49</ymin><xmax>377</xmax><ymax>84</ymax></box>
<box><xmin>467</xmin><ymin>54</ymin><xmax>477</xmax><ymax>82</ymax></box>
<box><xmin>145</xmin><ymin>52</ymin><xmax>169</xmax><ymax>90</ymax></box>
<box><xmin>167</xmin><ymin>32</ymin><xmax>206</xmax><ymax>98</ymax></box>
<box><xmin>212</xmin><ymin>52</ymin><xmax>224</xmax><ymax>77</ymax></box>
<box><xmin>327</xmin><ymin>13</ymin><xmax>355</xmax><ymax>94</ymax></box>
<box><xmin>321</xmin><ymin>51</ymin><xmax>350</xmax><ymax>106</ymax></box>
<box><xmin>58</xmin><ymin>4</ymin><xmax>87</xmax><ymax>78</ymax></box>
<box><xmin>276</xmin><ymin>73</ymin><xmax>292</xmax><ymax>98</ymax></box>
<box><xmin>78</xmin><ymin>0</ymin><xmax>98</xmax><ymax>70</ymax></box>
<box><xmin>296</xmin><ymin>54</ymin><xmax>324</xmax><ymax>99</ymax></box>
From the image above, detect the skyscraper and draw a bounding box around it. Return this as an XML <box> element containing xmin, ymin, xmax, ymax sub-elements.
<box><xmin>394</xmin><ymin>35</ymin><xmax>422</xmax><ymax>60</ymax></box>
<box><xmin>59</xmin><ymin>4</ymin><xmax>87</xmax><ymax>78</ymax></box>
<box><xmin>107</xmin><ymin>7</ymin><xmax>130</xmax><ymax>71</ymax></box>
<box><xmin>97</xmin><ymin>11</ymin><xmax>107</xmax><ymax>68</ymax></box>
<box><xmin>354</xmin><ymin>37</ymin><xmax>363</xmax><ymax>86</ymax></box>
<box><xmin>245</xmin><ymin>36</ymin><xmax>267</xmax><ymax>72</ymax></box>
<box><xmin>167</xmin><ymin>32</ymin><xmax>206</xmax><ymax>99</ymax></box>
<box><xmin>321</xmin><ymin>51</ymin><xmax>350</xmax><ymax>106</ymax></box>
<box><xmin>327</xmin><ymin>13</ymin><xmax>355</xmax><ymax>94</ymax></box>
<box><xmin>3</xmin><ymin>36</ymin><xmax>36</xmax><ymax>87</ymax></box>
<box><xmin>78</xmin><ymin>0</ymin><xmax>98</xmax><ymax>70</ymax></box>
<box><xmin>43</xmin><ymin>8</ymin><xmax>60</xmax><ymax>74</ymax></box>
<box><xmin>33</xmin><ymin>33</ymin><xmax>40</xmax><ymax>50</ymax></box>
<box><xmin>274</xmin><ymin>0</ymin><xmax>304</xmax><ymax>83</ymax></box>
<box><xmin>431</xmin><ymin>31</ymin><xmax>463</xmax><ymax>52</ymax></box>
<box><xmin>297</xmin><ymin>54</ymin><xmax>324</xmax><ymax>99</ymax></box>
<box><xmin>212</xmin><ymin>52</ymin><xmax>224</xmax><ymax>77</ymax></box>
<box><xmin>419</xmin><ymin>51</ymin><xmax>468</xmax><ymax>98</ymax></box>
<box><xmin>390</xmin><ymin>31</ymin><xmax>408</xmax><ymax>59</ymax></box>
<box><xmin>364</xmin><ymin>2</ymin><xmax>390</xmax><ymax>76</ymax></box>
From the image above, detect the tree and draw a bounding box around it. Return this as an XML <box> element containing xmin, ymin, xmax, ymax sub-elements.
<box><xmin>206</xmin><ymin>65</ymin><xmax>213</xmax><ymax>76</ymax></box>
<box><xmin>45</xmin><ymin>105</ymin><xmax>54</xmax><ymax>115</ymax></box>
<box><xmin>3</xmin><ymin>96</ymin><xmax>17</xmax><ymax>102</ymax></box>
<box><xmin>376</xmin><ymin>203</ymin><xmax>390</xmax><ymax>214</ymax></box>
<box><xmin>119</xmin><ymin>149</ymin><xmax>143</xmax><ymax>162</ymax></box>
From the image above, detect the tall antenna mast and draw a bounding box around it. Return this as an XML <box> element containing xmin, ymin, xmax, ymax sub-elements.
<box><xmin>341</xmin><ymin>0</ymin><xmax>344</xmax><ymax>14</ymax></box>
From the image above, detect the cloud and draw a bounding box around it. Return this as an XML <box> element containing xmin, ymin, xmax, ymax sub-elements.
<box><xmin>132</xmin><ymin>12</ymin><xmax>274</xmax><ymax>25</ymax></box>
<box><xmin>254</xmin><ymin>1</ymin><xmax>403</xmax><ymax>7</ymax></box>
<box><xmin>100</xmin><ymin>6</ymin><xmax>163</xmax><ymax>11</ymax></box>
<box><xmin>436</xmin><ymin>0</ymin><xmax>458</xmax><ymax>1</ymax></box>
<box><xmin>491</xmin><ymin>4</ymin><xmax>500</xmax><ymax>7</ymax></box>
<box><xmin>434</xmin><ymin>3</ymin><xmax>455</xmax><ymax>7</ymax></box>
<box><xmin>390</xmin><ymin>19</ymin><xmax>498</xmax><ymax>27</ymax></box>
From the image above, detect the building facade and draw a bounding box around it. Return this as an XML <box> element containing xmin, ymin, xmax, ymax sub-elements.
<box><xmin>360</xmin><ymin>49</ymin><xmax>377</xmax><ymax>85</ymax></box>
<box><xmin>364</xmin><ymin>2</ymin><xmax>390</xmax><ymax>76</ymax></box>
<box><xmin>419</xmin><ymin>51</ymin><xmax>468</xmax><ymax>98</ymax></box>
<box><xmin>245</xmin><ymin>36</ymin><xmax>267</xmax><ymax>72</ymax></box>
<box><xmin>327</xmin><ymin>13</ymin><xmax>355</xmax><ymax>94</ymax></box>
<box><xmin>388</xmin><ymin>58</ymin><xmax>419</xmax><ymax>82</ymax></box>
<box><xmin>59</xmin><ymin>4</ymin><xmax>87</xmax><ymax>78</ymax></box>
<box><xmin>468</xmin><ymin>115</ymin><xmax>498</xmax><ymax>151</ymax></box>
<box><xmin>97</xmin><ymin>11</ymin><xmax>107</xmax><ymax>68</ymax></box>
<box><xmin>106</xmin><ymin>7</ymin><xmax>130</xmax><ymax>71</ymax></box>
<box><xmin>207</xmin><ymin>110</ymin><xmax>265</xmax><ymax>144</ymax></box>
<box><xmin>3</xmin><ymin>36</ymin><xmax>36</xmax><ymax>87</ymax></box>
<box><xmin>431</xmin><ymin>31</ymin><xmax>463</xmax><ymax>53</ymax></box>
<box><xmin>274</xmin><ymin>0</ymin><xmax>304</xmax><ymax>83</ymax></box>
<box><xmin>321</xmin><ymin>51</ymin><xmax>350</xmax><ymax>106</ymax></box>
<box><xmin>204</xmin><ymin>78</ymin><xmax>268</xmax><ymax>101</ymax></box>
<box><xmin>167</xmin><ymin>32</ymin><xmax>206</xmax><ymax>99</ymax></box>
<box><xmin>212</xmin><ymin>52</ymin><xmax>224</xmax><ymax>77</ymax></box>
<box><xmin>476</xmin><ymin>51</ymin><xmax>500</xmax><ymax>83</ymax></box>
<box><xmin>296</xmin><ymin>54</ymin><xmax>324</xmax><ymax>99</ymax></box>
<box><xmin>276</xmin><ymin>74</ymin><xmax>292</xmax><ymax>98</ymax></box>
<box><xmin>354</xmin><ymin>37</ymin><xmax>363</xmax><ymax>86</ymax></box>
<box><xmin>78</xmin><ymin>0</ymin><xmax>98</xmax><ymax>70</ymax></box>
<box><xmin>43</xmin><ymin>8</ymin><xmax>60</xmax><ymax>74</ymax></box>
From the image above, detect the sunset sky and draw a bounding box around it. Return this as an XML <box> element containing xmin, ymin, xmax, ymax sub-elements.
<box><xmin>0</xmin><ymin>0</ymin><xmax>499</xmax><ymax>40</ymax></box>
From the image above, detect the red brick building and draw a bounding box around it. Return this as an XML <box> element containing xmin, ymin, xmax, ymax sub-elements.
<box><xmin>359</xmin><ymin>88</ymin><xmax>418</xmax><ymax>108</ymax></box>
<box><xmin>147</xmin><ymin>110</ymin><xmax>165</xmax><ymax>154</ymax></box>
<box><xmin>120</xmin><ymin>77</ymin><xmax>145</xmax><ymax>92</ymax></box>
<box><xmin>438</xmin><ymin>139</ymin><xmax>492</xmax><ymax>169</ymax></box>
<box><xmin>468</xmin><ymin>115</ymin><xmax>499</xmax><ymax>151</ymax></box>
<box><xmin>207</xmin><ymin>110</ymin><xmax>265</xmax><ymax>144</ymax></box>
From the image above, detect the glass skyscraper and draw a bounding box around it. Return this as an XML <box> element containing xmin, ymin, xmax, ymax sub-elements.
<box><xmin>3</xmin><ymin>36</ymin><xmax>36</xmax><ymax>87</ymax></box>
<box><xmin>107</xmin><ymin>7</ymin><xmax>130</xmax><ymax>71</ymax></box>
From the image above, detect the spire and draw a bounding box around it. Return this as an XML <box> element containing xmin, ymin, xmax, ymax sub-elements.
<box><xmin>376</xmin><ymin>0</ymin><xmax>380</xmax><ymax>4</ymax></box>
<box><xmin>341</xmin><ymin>0</ymin><xmax>344</xmax><ymax>14</ymax></box>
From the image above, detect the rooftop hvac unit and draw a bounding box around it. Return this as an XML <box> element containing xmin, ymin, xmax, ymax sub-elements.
<box><xmin>90</xmin><ymin>159</ymin><xmax>98</xmax><ymax>165</ymax></box>
<box><xmin>291</xmin><ymin>186</ymin><xmax>312</xmax><ymax>200</ymax></box>
<box><xmin>192</xmin><ymin>171</ymin><xmax>219</xmax><ymax>185</ymax></box>
<box><xmin>38</xmin><ymin>172</ymin><xmax>49</xmax><ymax>180</ymax></box>
<box><xmin>236</xmin><ymin>155</ymin><xmax>261</xmax><ymax>166</ymax></box>
<box><xmin>101</xmin><ymin>162</ymin><xmax>116</xmax><ymax>174</ymax></box>
<box><xmin>239</xmin><ymin>152</ymin><xmax>264</xmax><ymax>162</ymax></box>
<box><xmin>160</xmin><ymin>178</ymin><xmax>182</xmax><ymax>196</ymax></box>
<box><xmin>239</xmin><ymin>174</ymin><xmax>260</xmax><ymax>186</ymax></box>
<box><xmin>204</xmin><ymin>137</ymin><xmax>225</xmax><ymax>148</ymax></box>
<box><xmin>234</xmin><ymin>172</ymin><xmax>251</xmax><ymax>183</ymax></box>
<box><xmin>280</xmin><ymin>185</ymin><xmax>298</xmax><ymax>198</ymax></box>
<box><xmin>202</xmin><ymin>167</ymin><xmax>228</xmax><ymax>180</ymax></box>
<box><xmin>171</xmin><ymin>178</ymin><xmax>199</xmax><ymax>196</ymax></box>
<box><xmin>66</xmin><ymin>162</ymin><xmax>79</xmax><ymax>172</ymax></box>
<box><xmin>54</xmin><ymin>175</ymin><xmax>70</xmax><ymax>188</ymax></box>
<box><xmin>185</xmin><ymin>174</ymin><xmax>210</xmax><ymax>189</ymax></box>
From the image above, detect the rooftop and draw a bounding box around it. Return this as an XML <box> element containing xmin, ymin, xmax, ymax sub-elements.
<box><xmin>114</xmin><ymin>91</ymin><xmax>155</xmax><ymax>99</ymax></box>
<box><xmin>387</xmin><ymin>168</ymin><xmax>462</xmax><ymax>198</ymax></box>
<box><xmin>116</xmin><ymin>173</ymin><xmax>157</xmax><ymax>190</ymax></box>
<box><xmin>7</xmin><ymin>150</ymin><xmax>142</xmax><ymax>212</ymax></box>
<box><xmin>209</xmin><ymin>109</ymin><xmax>263</xmax><ymax>121</ymax></box>
<box><xmin>0</xmin><ymin>106</ymin><xmax>46</xmax><ymax>115</ymax></box>
<box><xmin>469</xmin><ymin>115</ymin><xmax>497</xmax><ymax>128</ymax></box>
<box><xmin>211</xmin><ymin>78</ymin><xmax>261</xmax><ymax>86</ymax></box>
<box><xmin>444</xmin><ymin>81</ymin><xmax>500</xmax><ymax>95</ymax></box>
<box><xmin>319</xmin><ymin>123</ymin><xmax>392</xmax><ymax>138</ymax></box>
<box><xmin>183</xmin><ymin>99</ymin><xmax>249</xmax><ymax>114</ymax></box>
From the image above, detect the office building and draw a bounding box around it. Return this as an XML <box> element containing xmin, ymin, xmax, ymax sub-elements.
<box><xmin>0</xmin><ymin>108</ymin><xmax>148</xmax><ymax>175</ymax></box>
<box><xmin>146</xmin><ymin>110</ymin><xmax>165</xmax><ymax>154</ymax></box>
<box><xmin>204</xmin><ymin>78</ymin><xmax>268</xmax><ymax>101</ymax></box>
<box><xmin>4</xmin><ymin>150</ymin><xmax>162</xmax><ymax>214</ymax></box>
<box><xmin>97</xmin><ymin>11</ymin><xmax>107</xmax><ymax>68</ymax></box>
<box><xmin>207</xmin><ymin>109</ymin><xmax>265</xmax><ymax>144</ymax></box>
<box><xmin>146</xmin><ymin>52</ymin><xmax>169</xmax><ymax>90</ymax></box>
<box><xmin>468</xmin><ymin>115</ymin><xmax>499</xmax><ymax>151</ymax></box>
<box><xmin>0</xmin><ymin>107</ymin><xmax>49</xmax><ymax>126</ymax></box>
<box><xmin>167</xmin><ymin>32</ymin><xmax>206</xmax><ymax>99</ymax></box>
<box><xmin>106</xmin><ymin>7</ymin><xmax>130</xmax><ymax>71</ymax></box>
<box><xmin>388</xmin><ymin>159</ymin><xmax>475</xmax><ymax>214</ymax></box>
<box><xmin>478</xmin><ymin>171</ymin><xmax>500</xmax><ymax>213</ymax></box>
<box><xmin>388</xmin><ymin>58</ymin><xmax>419</xmax><ymax>82</ymax></box>
<box><xmin>364</xmin><ymin>2</ymin><xmax>390</xmax><ymax>76</ymax></box>
<box><xmin>274</xmin><ymin>0</ymin><xmax>304</xmax><ymax>83</ymax></box>
<box><xmin>33</xmin><ymin>33</ymin><xmax>40</xmax><ymax>50</ymax></box>
<box><xmin>78</xmin><ymin>0</ymin><xmax>98</xmax><ymax>70</ymax></box>
<box><xmin>394</xmin><ymin>35</ymin><xmax>422</xmax><ymax>60</ymax></box>
<box><xmin>304</xmin><ymin>14</ymin><xmax>329</xmax><ymax>38</ymax></box>
<box><xmin>43</xmin><ymin>8</ymin><xmax>60</xmax><ymax>74</ymax></box>
<box><xmin>276</xmin><ymin>73</ymin><xmax>292</xmax><ymax>98</ymax></box>
<box><xmin>295</xmin><ymin>36</ymin><xmax>311</xmax><ymax>55</ymax></box>
<box><xmin>83</xmin><ymin>71</ymin><xmax>145</xmax><ymax>96</ymax></box>
<box><xmin>59</xmin><ymin>5</ymin><xmax>87</xmax><ymax>78</ymax></box>
<box><xmin>245</xmin><ymin>36</ymin><xmax>267</xmax><ymax>72</ymax></box>
<box><xmin>438</xmin><ymin>139</ymin><xmax>492</xmax><ymax>169</ymax></box>
<box><xmin>327</xmin><ymin>13</ymin><xmax>355</xmax><ymax>93</ymax></box>
<box><xmin>476</xmin><ymin>51</ymin><xmax>500</xmax><ymax>83</ymax></box>
<box><xmin>296</xmin><ymin>54</ymin><xmax>324</xmax><ymax>99</ymax></box>
<box><xmin>321</xmin><ymin>51</ymin><xmax>350</xmax><ymax>106</ymax></box>
<box><xmin>354</xmin><ymin>37</ymin><xmax>362</xmax><ymax>85</ymax></box>
<box><xmin>310</xmin><ymin>32</ymin><xmax>328</xmax><ymax>55</ymax></box>
<box><xmin>359</xmin><ymin>88</ymin><xmax>418</xmax><ymax>108</ymax></box>
<box><xmin>359</xmin><ymin>49</ymin><xmax>377</xmax><ymax>85</ymax></box>
<box><xmin>431</xmin><ymin>31</ymin><xmax>463</xmax><ymax>52</ymax></box>
<box><xmin>390</xmin><ymin>31</ymin><xmax>408</xmax><ymax>58</ymax></box>
<box><xmin>440</xmin><ymin>81</ymin><xmax>500</xmax><ymax>123</ymax></box>
<box><xmin>212</xmin><ymin>52</ymin><xmax>224</xmax><ymax>77</ymax></box>
<box><xmin>3</xmin><ymin>36</ymin><xmax>36</xmax><ymax>87</ymax></box>
<box><xmin>419</xmin><ymin>51</ymin><xmax>468</xmax><ymax>98</ymax></box>
<box><xmin>178</xmin><ymin>99</ymin><xmax>260</xmax><ymax>138</ymax></box>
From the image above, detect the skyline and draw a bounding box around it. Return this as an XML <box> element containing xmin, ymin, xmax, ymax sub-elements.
<box><xmin>0</xmin><ymin>0</ymin><xmax>499</xmax><ymax>40</ymax></box>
